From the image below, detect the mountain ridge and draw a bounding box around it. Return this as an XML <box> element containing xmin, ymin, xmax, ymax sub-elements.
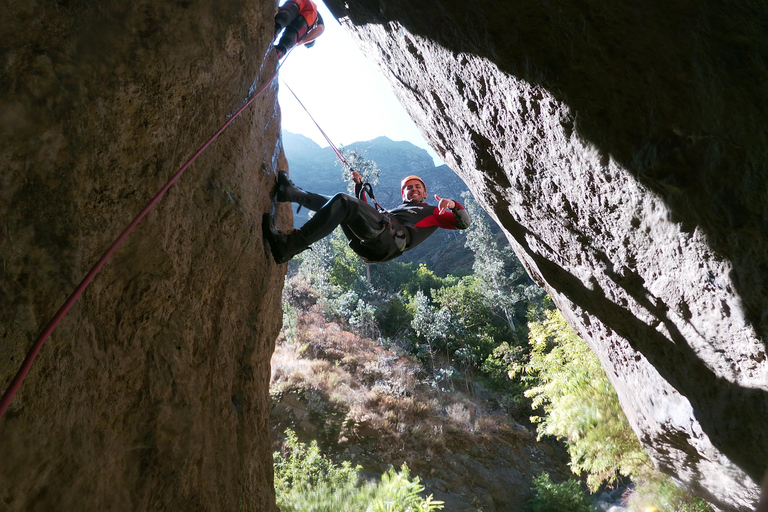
<box><xmin>282</xmin><ymin>130</ymin><xmax>476</xmax><ymax>274</ymax></box>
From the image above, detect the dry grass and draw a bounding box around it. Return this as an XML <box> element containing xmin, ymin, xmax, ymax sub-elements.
<box><xmin>270</xmin><ymin>277</ymin><xmax>533</xmax><ymax>470</ymax></box>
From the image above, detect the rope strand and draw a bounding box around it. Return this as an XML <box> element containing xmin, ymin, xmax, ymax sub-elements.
<box><xmin>282</xmin><ymin>80</ymin><xmax>350</xmax><ymax>167</ymax></box>
<box><xmin>0</xmin><ymin>50</ymin><xmax>289</xmax><ymax>421</ymax></box>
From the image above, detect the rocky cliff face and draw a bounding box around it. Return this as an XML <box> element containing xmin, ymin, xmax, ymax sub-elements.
<box><xmin>5</xmin><ymin>0</ymin><xmax>768</xmax><ymax>509</ymax></box>
<box><xmin>1</xmin><ymin>0</ymin><xmax>285</xmax><ymax>510</ymax></box>
<box><xmin>322</xmin><ymin>1</ymin><xmax>768</xmax><ymax>510</ymax></box>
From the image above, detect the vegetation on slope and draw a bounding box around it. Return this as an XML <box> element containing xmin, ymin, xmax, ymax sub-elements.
<box><xmin>274</xmin><ymin>429</ymin><xmax>443</xmax><ymax>512</ymax></box>
<box><xmin>270</xmin><ymin>153</ymin><xmax>713</xmax><ymax>512</ymax></box>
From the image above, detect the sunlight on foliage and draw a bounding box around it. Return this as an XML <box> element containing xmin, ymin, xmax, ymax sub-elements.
<box><xmin>627</xmin><ymin>472</ymin><xmax>713</xmax><ymax>512</ymax></box>
<box><xmin>528</xmin><ymin>472</ymin><xmax>592</xmax><ymax>512</ymax></box>
<box><xmin>367</xmin><ymin>466</ymin><xmax>444</xmax><ymax>512</ymax></box>
<box><xmin>524</xmin><ymin>309</ymin><xmax>651</xmax><ymax>490</ymax></box>
<box><xmin>274</xmin><ymin>429</ymin><xmax>443</xmax><ymax>512</ymax></box>
<box><xmin>522</xmin><ymin>310</ymin><xmax>711</xmax><ymax>511</ymax></box>
<box><xmin>400</xmin><ymin>264</ymin><xmax>450</xmax><ymax>299</ymax></box>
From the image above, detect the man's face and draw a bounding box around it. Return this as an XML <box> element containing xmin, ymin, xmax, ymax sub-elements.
<box><xmin>402</xmin><ymin>179</ymin><xmax>425</xmax><ymax>203</ymax></box>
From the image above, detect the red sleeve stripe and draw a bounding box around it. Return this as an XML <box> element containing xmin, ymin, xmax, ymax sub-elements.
<box><xmin>413</xmin><ymin>208</ymin><xmax>460</xmax><ymax>229</ymax></box>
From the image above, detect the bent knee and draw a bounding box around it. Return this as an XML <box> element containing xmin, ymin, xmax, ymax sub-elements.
<box><xmin>327</xmin><ymin>193</ymin><xmax>359</xmax><ymax>220</ymax></box>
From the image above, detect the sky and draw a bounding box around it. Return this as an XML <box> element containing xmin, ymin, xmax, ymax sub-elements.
<box><xmin>276</xmin><ymin>2</ymin><xmax>444</xmax><ymax>166</ymax></box>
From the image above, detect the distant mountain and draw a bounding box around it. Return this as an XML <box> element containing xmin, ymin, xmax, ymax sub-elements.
<box><xmin>280</xmin><ymin>132</ymin><xmax>339</xmax><ymax>194</ymax></box>
<box><xmin>282</xmin><ymin>131</ymin><xmax>469</xmax><ymax>205</ymax></box>
<box><xmin>281</xmin><ymin>130</ymin><xmax>477</xmax><ymax>275</ymax></box>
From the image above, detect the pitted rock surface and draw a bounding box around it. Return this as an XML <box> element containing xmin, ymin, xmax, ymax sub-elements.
<box><xmin>1</xmin><ymin>0</ymin><xmax>287</xmax><ymax>510</ymax></box>
<box><xmin>323</xmin><ymin>1</ymin><xmax>768</xmax><ymax>510</ymax></box>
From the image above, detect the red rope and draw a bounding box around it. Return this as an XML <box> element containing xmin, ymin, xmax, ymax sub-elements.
<box><xmin>282</xmin><ymin>80</ymin><xmax>350</xmax><ymax>167</ymax></box>
<box><xmin>0</xmin><ymin>51</ymin><xmax>288</xmax><ymax>421</ymax></box>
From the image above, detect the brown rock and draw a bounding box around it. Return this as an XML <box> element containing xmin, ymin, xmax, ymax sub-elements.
<box><xmin>1</xmin><ymin>0</ymin><xmax>287</xmax><ymax>510</ymax></box>
<box><xmin>323</xmin><ymin>0</ymin><xmax>768</xmax><ymax>510</ymax></box>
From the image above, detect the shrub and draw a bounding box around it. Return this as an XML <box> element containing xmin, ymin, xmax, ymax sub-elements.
<box><xmin>527</xmin><ymin>473</ymin><xmax>593</xmax><ymax>512</ymax></box>
<box><xmin>376</xmin><ymin>296</ymin><xmax>413</xmax><ymax>338</ymax></box>
<box><xmin>525</xmin><ymin>309</ymin><xmax>651</xmax><ymax>490</ymax></box>
<box><xmin>370</xmin><ymin>261</ymin><xmax>416</xmax><ymax>294</ymax></box>
<box><xmin>401</xmin><ymin>264</ymin><xmax>450</xmax><ymax>298</ymax></box>
<box><xmin>274</xmin><ymin>429</ymin><xmax>443</xmax><ymax>512</ymax></box>
<box><xmin>367</xmin><ymin>465</ymin><xmax>444</xmax><ymax>512</ymax></box>
<box><xmin>627</xmin><ymin>472</ymin><xmax>713</xmax><ymax>512</ymax></box>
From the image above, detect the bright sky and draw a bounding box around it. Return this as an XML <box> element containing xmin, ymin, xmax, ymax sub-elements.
<box><xmin>276</xmin><ymin>2</ymin><xmax>444</xmax><ymax>166</ymax></box>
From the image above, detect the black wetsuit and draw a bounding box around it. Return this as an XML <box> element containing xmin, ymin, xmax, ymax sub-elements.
<box><xmin>297</xmin><ymin>181</ymin><xmax>470</xmax><ymax>263</ymax></box>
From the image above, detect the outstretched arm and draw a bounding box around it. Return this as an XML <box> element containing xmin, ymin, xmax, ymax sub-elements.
<box><xmin>434</xmin><ymin>194</ymin><xmax>470</xmax><ymax>229</ymax></box>
<box><xmin>435</xmin><ymin>194</ymin><xmax>457</xmax><ymax>214</ymax></box>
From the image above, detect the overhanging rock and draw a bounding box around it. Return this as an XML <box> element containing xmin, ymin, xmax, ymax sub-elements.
<box><xmin>324</xmin><ymin>1</ymin><xmax>768</xmax><ymax>510</ymax></box>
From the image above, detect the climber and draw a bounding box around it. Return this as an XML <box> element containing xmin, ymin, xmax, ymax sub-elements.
<box><xmin>273</xmin><ymin>0</ymin><xmax>325</xmax><ymax>58</ymax></box>
<box><xmin>263</xmin><ymin>170</ymin><xmax>471</xmax><ymax>264</ymax></box>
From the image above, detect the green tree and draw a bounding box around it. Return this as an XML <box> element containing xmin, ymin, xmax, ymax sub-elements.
<box><xmin>401</xmin><ymin>264</ymin><xmax>452</xmax><ymax>299</ymax></box>
<box><xmin>376</xmin><ymin>295</ymin><xmax>413</xmax><ymax>339</ymax></box>
<box><xmin>462</xmin><ymin>192</ymin><xmax>545</xmax><ymax>332</ymax></box>
<box><xmin>410</xmin><ymin>290</ymin><xmax>451</xmax><ymax>382</ymax></box>
<box><xmin>527</xmin><ymin>473</ymin><xmax>592</xmax><ymax>512</ymax></box>
<box><xmin>431</xmin><ymin>276</ymin><xmax>508</xmax><ymax>383</ymax></box>
<box><xmin>294</xmin><ymin>227</ymin><xmax>379</xmax><ymax>337</ymax></box>
<box><xmin>274</xmin><ymin>429</ymin><xmax>443</xmax><ymax>512</ymax></box>
<box><xmin>370</xmin><ymin>260</ymin><xmax>417</xmax><ymax>295</ymax></box>
<box><xmin>524</xmin><ymin>309</ymin><xmax>652</xmax><ymax>491</ymax></box>
<box><xmin>328</xmin><ymin>229</ymin><xmax>366</xmax><ymax>289</ymax></box>
<box><xmin>338</xmin><ymin>147</ymin><xmax>381</xmax><ymax>193</ymax></box>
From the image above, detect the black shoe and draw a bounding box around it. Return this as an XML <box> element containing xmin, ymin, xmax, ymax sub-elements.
<box><xmin>276</xmin><ymin>170</ymin><xmax>307</xmax><ymax>203</ymax></box>
<box><xmin>262</xmin><ymin>212</ymin><xmax>309</xmax><ymax>264</ymax></box>
<box><xmin>274</xmin><ymin>170</ymin><xmax>329</xmax><ymax>212</ymax></box>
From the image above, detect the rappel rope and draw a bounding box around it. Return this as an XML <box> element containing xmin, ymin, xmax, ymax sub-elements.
<box><xmin>282</xmin><ymin>80</ymin><xmax>349</xmax><ymax>167</ymax></box>
<box><xmin>282</xmin><ymin>81</ymin><xmax>387</xmax><ymax>213</ymax></box>
<box><xmin>0</xmin><ymin>50</ymin><xmax>292</xmax><ymax>421</ymax></box>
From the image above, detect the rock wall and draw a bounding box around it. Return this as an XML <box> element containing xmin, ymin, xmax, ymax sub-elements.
<box><xmin>323</xmin><ymin>0</ymin><xmax>768</xmax><ymax>510</ymax></box>
<box><xmin>1</xmin><ymin>0</ymin><xmax>284</xmax><ymax>510</ymax></box>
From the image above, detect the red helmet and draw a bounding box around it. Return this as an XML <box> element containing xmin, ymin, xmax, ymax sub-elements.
<box><xmin>400</xmin><ymin>175</ymin><xmax>427</xmax><ymax>196</ymax></box>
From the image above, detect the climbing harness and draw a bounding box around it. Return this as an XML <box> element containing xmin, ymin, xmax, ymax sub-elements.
<box><xmin>359</xmin><ymin>182</ymin><xmax>387</xmax><ymax>213</ymax></box>
<box><xmin>0</xmin><ymin>50</ymin><xmax>291</xmax><ymax>421</ymax></box>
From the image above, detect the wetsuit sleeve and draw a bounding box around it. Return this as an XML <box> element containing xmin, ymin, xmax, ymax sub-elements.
<box><xmin>449</xmin><ymin>202</ymin><xmax>471</xmax><ymax>229</ymax></box>
<box><xmin>412</xmin><ymin>201</ymin><xmax>471</xmax><ymax>230</ymax></box>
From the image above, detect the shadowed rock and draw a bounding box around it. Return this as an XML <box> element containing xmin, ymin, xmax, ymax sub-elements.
<box><xmin>322</xmin><ymin>0</ymin><xmax>768</xmax><ymax>510</ymax></box>
<box><xmin>1</xmin><ymin>0</ymin><xmax>286</xmax><ymax>510</ymax></box>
